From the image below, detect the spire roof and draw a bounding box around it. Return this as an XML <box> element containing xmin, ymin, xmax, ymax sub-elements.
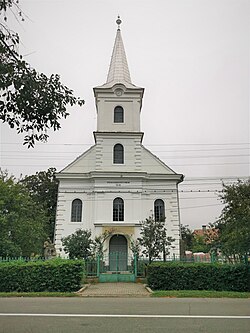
<box><xmin>106</xmin><ymin>27</ymin><xmax>132</xmax><ymax>85</ymax></box>
<box><xmin>98</xmin><ymin>17</ymin><xmax>141</xmax><ymax>89</ymax></box>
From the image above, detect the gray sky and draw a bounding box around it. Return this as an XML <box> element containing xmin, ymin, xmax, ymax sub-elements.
<box><xmin>0</xmin><ymin>0</ymin><xmax>249</xmax><ymax>229</ymax></box>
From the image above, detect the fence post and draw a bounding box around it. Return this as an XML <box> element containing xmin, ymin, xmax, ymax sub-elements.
<box><xmin>134</xmin><ymin>254</ymin><xmax>137</xmax><ymax>277</ymax></box>
<box><xmin>116</xmin><ymin>252</ymin><xmax>119</xmax><ymax>272</ymax></box>
<box><xmin>97</xmin><ymin>255</ymin><xmax>100</xmax><ymax>277</ymax></box>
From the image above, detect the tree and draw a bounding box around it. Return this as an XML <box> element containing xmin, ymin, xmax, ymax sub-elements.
<box><xmin>214</xmin><ymin>179</ymin><xmax>250</xmax><ymax>262</ymax></box>
<box><xmin>92</xmin><ymin>230</ymin><xmax>113</xmax><ymax>257</ymax></box>
<box><xmin>138</xmin><ymin>216</ymin><xmax>174</xmax><ymax>263</ymax></box>
<box><xmin>161</xmin><ymin>229</ymin><xmax>175</xmax><ymax>262</ymax></box>
<box><xmin>20</xmin><ymin>168</ymin><xmax>59</xmax><ymax>240</ymax></box>
<box><xmin>129</xmin><ymin>237</ymin><xmax>141</xmax><ymax>258</ymax></box>
<box><xmin>0</xmin><ymin>1</ymin><xmax>84</xmax><ymax>147</ymax></box>
<box><xmin>180</xmin><ymin>224</ymin><xmax>194</xmax><ymax>255</ymax></box>
<box><xmin>0</xmin><ymin>171</ymin><xmax>47</xmax><ymax>256</ymax></box>
<box><xmin>62</xmin><ymin>229</ymin><xmax>93</xmax><ymax>260</ymax></box>
<box><xmin>191</xmin><ymin>234</ymin><xmax>209</xmax><ymax>253</ymax></box>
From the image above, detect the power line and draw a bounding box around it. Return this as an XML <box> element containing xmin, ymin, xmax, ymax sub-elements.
<box><xmin>179</xmin><ymin>196</ymin><xmax>218</xmax><ymax>200</ymax></box>
<box><xmin>180</xmin><ymin>203</ymin><xmax>223</xmax><ymax>210</ymax></box>
<box><xmin>1</xmin><ymin>142</ymin><xmax>250</xmax><ymax>146</ymax></box>
<box><xmin>1</xmin><ymin>161</ymin><xmax>249</xmax><ymax>167</ymax></box>
<box><xmin>2</xmin><ymin>147</ymin><xmax>250</xmax><ymax>154</ymax></box>
<box><xmin>2</xmin><ymin>153</ymin><xmax>250</xmax><ymax>159</ymax></box>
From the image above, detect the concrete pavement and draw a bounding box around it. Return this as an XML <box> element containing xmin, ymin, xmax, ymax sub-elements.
<box><xmin>78</xmin><ymin>282</ymin><xmax>151</xmax><ymax>297</ymax></box>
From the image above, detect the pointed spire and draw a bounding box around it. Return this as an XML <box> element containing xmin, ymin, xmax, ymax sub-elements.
<box><xmin>106</xmin><ymin>16</ymin><xmax>132</xmax><ymax>86</ymax></box>
<box><xmin>95</xmin><ymin>17</ymin><xmax>143</xmax><ymax>90</ymax></box>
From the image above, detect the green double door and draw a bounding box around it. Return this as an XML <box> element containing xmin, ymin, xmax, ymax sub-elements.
<box><xmin>109</xmin><ymin>235</ymin><xmax>128</xmax><ymax>271</ymax></box>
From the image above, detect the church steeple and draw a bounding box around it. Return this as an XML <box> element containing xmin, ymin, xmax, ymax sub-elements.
<box><xmin>106</xmin><ymin>16</ymin><xmax>132</xmax><ymax>86</ymax></box>
<box><xmin>98</xmin><ymin>17</ymin><xmax>141</xmax><ymax>89</ymax></box>
<box><xmin>94</xmin><ymin>17</ymin><xmax>144</xmax><ymax>133</ymax></box>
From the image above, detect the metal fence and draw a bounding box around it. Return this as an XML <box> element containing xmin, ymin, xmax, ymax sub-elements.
<box><xmin>1</xmin><ymin>255</ymin><xmax>248</xmax><ymax>279</ymax></box>
<box><xmin>0</xmin><ymin>256</ymin><xmax>46</xmax><ymax>263</ymax></box>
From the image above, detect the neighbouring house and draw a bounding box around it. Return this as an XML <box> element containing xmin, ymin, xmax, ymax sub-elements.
<box><xmin>54</xmin><ymin>18</ymin><xmax>184</xmax><ymax>263</ymax></box>
<box><xmin>193</xmin><ymin>225</ymin><xmax>219</xmax><ymax>245</ymax></box>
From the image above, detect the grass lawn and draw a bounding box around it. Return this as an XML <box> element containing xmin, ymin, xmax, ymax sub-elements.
<box><xmin>152</xmin><ymin>290</ymin><xmax>250</xmax><ymax>298</ymax></box>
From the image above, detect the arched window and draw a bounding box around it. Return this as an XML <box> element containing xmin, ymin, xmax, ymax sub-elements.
<box><xmin>113</xmin><ymin>197</ymin><xmax>124</xmax><ymax>221</ymax></box>
<box><xmin>71</xmin><ymin>199</ymin><xmax>82</xmax><ymax>222</ymax></box>
<box><xmin>114</xmin><ymin>106</ymin><xmax>124</xmax><ymax>123</ymax></box>
<box><xmin>154</xmin><ymin>199</ymin><xmax>165</xmax><ymax>222</ymax></box>
<box><xmin>113</xmin><ymin>144</ymin><xmax>124</xmax><ymax>164</ymax></box>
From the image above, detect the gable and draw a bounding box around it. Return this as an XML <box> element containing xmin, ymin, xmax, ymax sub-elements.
<box><xmin>141</xmin><ymin>145</ymin><xmax>176</xmax><ymax>175</ymax></box>
<box><xmin>58</xmin><ymin>143</ymin><xmax>180</xmax><ymax>177</ymax></box>
<box><xmin>60</xmin><ymin>145</ymin><xmax>96</xmax><ymax>173</ymax></box>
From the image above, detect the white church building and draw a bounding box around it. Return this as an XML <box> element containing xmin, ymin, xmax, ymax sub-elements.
<box><xmin>54</xmin><ymin>18</ymin><xmax>183</xmax><ymax>260</ymax></box>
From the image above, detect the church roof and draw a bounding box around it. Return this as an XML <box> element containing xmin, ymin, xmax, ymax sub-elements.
<box><xmin>96</xmin><ymin>17</ymin><xmax>142</xmax><ymax>89</ymax></box>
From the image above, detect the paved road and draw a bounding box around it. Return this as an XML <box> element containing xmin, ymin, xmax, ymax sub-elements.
<box><xmin>0</xmin><ymin>297</ymin><xmax>249</xmax><ymax>333</ymax></box>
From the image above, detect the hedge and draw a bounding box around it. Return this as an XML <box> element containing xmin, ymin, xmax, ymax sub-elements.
<box><xmin>147</xmin><ymin>262</ymin><xmax>250</xmax><ymax>292</ymax></box>
<box><xmin>0</xmin><ymin>259</ymin><xmax>84</xmax><ymax>292</ymax></box>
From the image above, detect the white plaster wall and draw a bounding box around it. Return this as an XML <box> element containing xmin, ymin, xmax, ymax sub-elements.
<box><xmin>54</xmin><ymin>176</ymin><xmax>181</xmax><ymax>257</ymax></box>
<box><xmin>61</xmin><ymin>139</ymin><xmax>177</xmax><ymax>176</ymax></box>
<box><xmin>94</xmin><ymin>134</ymin><xmax>143</xmax><ymax>172</ymax></box>
<box><xmin>62</xmin><ymin>146</ymin><xmax>96</xmax><ymax>173</ymax></box>
<box><xmin>96</xmin><ymin>92</ymin><xmax>141</xmax><ymax>132</ymax></box>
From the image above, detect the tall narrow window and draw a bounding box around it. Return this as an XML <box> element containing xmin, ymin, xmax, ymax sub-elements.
<box><xmin>114</xmin><ymin>106</ymin><xmax>124</xmax><ymax>123</ymax></box>
<box><xmin>113</xmin><ymin>144</ymin><xmax>124</xmax><ymax>164</ymax></box>
<box><xmin>113</xmin><ymin>197</ymin><xmax>124</xmax><ymax>221</ymax></box>
<box><xmin>154</xmin><ymin>199</ymin><xmax>165</xmax><ymax>222</ymax></box>
<box><xmin>71</xmin><ymin>199</ymin><xmax>82</xmax><ymax>222</ymax></box>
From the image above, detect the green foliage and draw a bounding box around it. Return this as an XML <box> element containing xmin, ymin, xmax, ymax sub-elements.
<box><xmin>215</xmin><ymin>179</ymin><xmax>250</xmax><ymax>261</ymax></box>
<box><xmin>0</xmin><ymin>1</ymin><xmax>84</xmax><ymax>147</ymax></box>
<box><xmin>92</xmin><ymin>230</ymin><xmax>113</xmax><ymax>257</ymax></box>
<box><xmin>129</xmin><ymin>237</ymin><xmax>141</xmax><ymax>258</ymax></box>
<box><xmin>0</xmin><ymin>258</ymin><xmax>84</xmax><ymax>292</ymax></box>
<box><xmin>180</xmin><ymin>224</ymin><xmax>194</xmax><ymax>255</ymax></box>
<box><xmin>191</xmin><ymin>234</ymin><xmax>209</xmax><ymax>253</ymax></box>
<box><xmin>0</xmin><ymin>171</ymin><xmax>47</xmax><ymax>256</ymax></box>
<box><xmin>138</xmin><ymin>216</ymin><xmax>175</xmax><ymax>263</ymax></box>
<box><xmin>20</xmin><ymin>168</ymin><xmax>59</xmax><ymax>240</ymax></box>
<box><xmin>147</xmin><ymin>262</ymin><xmax>250</xmax><ymax>292</ymax></box>
<box><xmin>62</xmin><ymin>229</ymin><xmax>93</xmax><ymax>260</ymax></box>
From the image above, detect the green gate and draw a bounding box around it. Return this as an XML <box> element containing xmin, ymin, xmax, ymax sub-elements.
<box><xmin>109</xmin><ymin>252</ymin><xmax>127</xmax><ymax>271</ymax></box>
<box><xmin>98</xmin><ymin>253</ymin><xmax>137</xmax><ymax>282</ymax></box>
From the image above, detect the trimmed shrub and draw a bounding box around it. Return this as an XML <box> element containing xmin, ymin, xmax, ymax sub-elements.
<box><xmin>0</xmin><ymin>259</ymin><xmax>84</xmax><ymax>292</ymax></box>
<box><xmin>147</xmin><ymin>262</ymin><xmax>250</xmax><ymax>292</ymax></box>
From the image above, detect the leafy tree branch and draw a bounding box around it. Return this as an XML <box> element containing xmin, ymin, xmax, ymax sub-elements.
<box><xmin>0</xmin><ymin>0</ymin><xmax>84</xmax><ymax>147</ymax></box>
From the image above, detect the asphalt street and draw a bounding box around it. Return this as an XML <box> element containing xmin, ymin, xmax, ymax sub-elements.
<box><xmin>0</xmin><ymin>297</ymin><xmax>249</xmax><ymax>333</ymax></box>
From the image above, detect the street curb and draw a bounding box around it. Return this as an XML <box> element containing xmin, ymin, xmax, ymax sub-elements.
<box><xmin>144</xmin><ymin>284</ymin><xmax>153</xmax><ymax>294</ymax></box>
<box><xmin>76</xmin><ymin>284</ymin><xmax>90</xmax><ymax>293</ymax></box>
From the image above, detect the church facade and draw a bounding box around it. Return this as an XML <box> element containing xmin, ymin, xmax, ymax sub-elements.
<box><xmin>54</xmin><ymin>19</ymin><xmax>183</xmax><ymax>259</ymax></box>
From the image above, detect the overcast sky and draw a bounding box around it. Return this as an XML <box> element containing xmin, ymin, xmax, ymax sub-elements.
<box><xmin>0</xmin><ymin>0</ymin><xmax>249</xmax><ymax>229</ymax></box>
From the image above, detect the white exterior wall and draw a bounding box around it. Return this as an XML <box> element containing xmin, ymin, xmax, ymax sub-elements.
<box><xmin>54</xmin><ymin>55</ymin><xmax>183</xmax><ymax>259</ymax></box>
<box><xmin>95</xmin><ymin>87</ymin><xmax>143</xmax><ymax>133</ymax></box>
<box><xmin>54</xmin><ymin>175</ymin><xmax>181</xmax><ymax>257</ymax></box>
<box><xmin>94</xmin><ymin>134</ymin><xmax>143</xmax><ymax>172</ymax></box>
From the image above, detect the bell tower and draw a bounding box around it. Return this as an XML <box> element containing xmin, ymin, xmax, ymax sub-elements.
<box><xmin>93</xmin><ymin>17</ymin><xmax>144</xmax><ymax>134</ymax></box>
